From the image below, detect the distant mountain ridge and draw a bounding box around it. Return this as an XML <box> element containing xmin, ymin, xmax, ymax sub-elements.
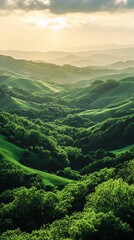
<box><xmin>107</xmin><ymin>60</ymin><xmax>134</xmax><ymax>70</ymax></box>
<box><xmin>1</xmin><ymin>55</ymin><xmax>134</xmax><ymax>87</ymax></box>
<box><xmin>0</xmin><ymin>55</ymin><xmax>120</xmax><ymax>84</ymax></box>
<box><xmin>1</xmin><ymin>46</ymin><xmax>134</xmax><ymax>67</ymax></box>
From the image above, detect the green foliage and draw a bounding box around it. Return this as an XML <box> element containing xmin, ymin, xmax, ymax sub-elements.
<box><xmin>117</xmin><ymin>160</ymin><xmax>134</xmax><ymax>184</ymax></box>
<box><xmin>1</xmin><ymin>211</ymin><xmax>132</xmax><ymax>240</ymax></box>
<box><xmin>62</xmin><ymin>114</ymin><xmax>93</xmax><ymax>128</ymax></box>
<box><xmin>81</xmin><ymin>148</ymin><xmax>134</xmax><ymax>174</ymax></box>
<box><xmin>0</xmin><ymin>61</ymin><xmax>134</xmax><ymax>239</ymax></box>
<box><xmin>0</xmin><ymin>135</ymin><xmax>72</xmax><ymax>188</ymax></box>
<box><xmin>0</xmin><ymin>155</ymin><xmax>45</xmax><ymax>192</ymax></box>
<box><xmin>86</xmin><ymin>179</ymin><xmax>134</xmax><ymax>226</ymax></box>
<box><xmin>77</xmin><ymin>115</ymin><xmax>134</xmax><ymax>152</ymax></box>
<box><xmin>57</xmin><ymin>167</ymin><xmax>81</xmax><ymax>180</ymax></box>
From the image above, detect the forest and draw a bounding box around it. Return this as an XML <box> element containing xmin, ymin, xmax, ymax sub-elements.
<box><xmin>0</xmin><ymin>56</ymin><xmax>134</xmax><ymax>239</ymax></box>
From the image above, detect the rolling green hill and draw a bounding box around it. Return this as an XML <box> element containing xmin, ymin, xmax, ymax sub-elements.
<box><xmin>0</xmin><ymin>55</ymin><xmax>89</xmax><ymax>83</ymax></box>
<box><xmin>0</xmin><ymin>94</ymin><xmax>43</xmax><ymax>111</ymax></box>
<box><xmin>0</xmin><ymin>135</ymin><xmax>72</xmax><ymax>186</ymax></box>
<box><xmin>79</xmin><ymin>99</ymin><xmax>134</xmax><ymax>122</ymax></box>
<box><xmin>89</xmin><ymin>78</ymin><xmax>134</xmax><ymax>108</ymax></box>
<box><xmin>0</xmin><ymin>70</ymin><xmax>62</xmax><ymax>93</ymax></box>
<box><xmin>65</xmin><ymin>78</ymin><xmax>134</xmax><ymax>109</ymax></box>
<box><xmin>111</xmin><ymin>144</ymin><xmax>134</xmax><ymax>154</ymax></box>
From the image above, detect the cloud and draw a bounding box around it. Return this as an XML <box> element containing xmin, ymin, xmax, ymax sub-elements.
<box><xmin>49</xmin><ymin>0</ymin><xmax>123</xmax><ymax>13</ymax></box>
<box><xmin>0</xmin><ymin>0</ymin><xmax>134</xmax><ymax>14</ymax></box>
<box><xmin>0</xmin><ymin>0</ymin><xmax>49</xmax><ymax>11</ymax></box>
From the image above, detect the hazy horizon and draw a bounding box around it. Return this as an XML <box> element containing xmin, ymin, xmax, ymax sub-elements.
<box><xmin>1</xmin><ymin>43</ymin><xmax>134</xmax><ymax>53</ymax></box>
<box><xmin>1</xmin><ymin>0</ymin><xmax>134</xmax><ymax>52</ymax></box>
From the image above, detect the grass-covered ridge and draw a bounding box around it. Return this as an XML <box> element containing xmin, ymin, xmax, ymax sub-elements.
<box><xmin>0</xmin><ymin>94</ymin><xmax>45</xmax><ymax>111</ymax></box>
<box><xmin>0</xmin><ymin>135</ymin><xmax>24</xmax><ymax>163</ymax></box>
<box><xmin>65</xmin><ymin>78</ymin><xmax>134</xmax><ymax>109</ymax></box>
<box><xmin>0</xmin><ymin>70</ymin><xmax>62</xmax><ymax>93</ymax></box>
<box><xmin>0</xmin><ymin>135</ymin><xmax>72</xmax><ymax>187</ymax></box>
<box><xmin>79</xmin><ymin>99</ymin><xmax>134</xmax><ymax>122</ymax></box>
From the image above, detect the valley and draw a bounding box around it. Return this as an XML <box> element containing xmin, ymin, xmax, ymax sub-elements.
<box><xmin>0</xmin><ymin>50</ymin><xmax>134</xmax><ymax>240</ymax></box>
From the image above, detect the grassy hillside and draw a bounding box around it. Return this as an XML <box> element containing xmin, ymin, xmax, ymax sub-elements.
<box><xmin>79</xmin><ymin>99</ymin><xmax>134</xmax><ymax>122</ymax></box>
<box><xmin>111</xmin><ymin>144</ymin><xmax>134</xmax><ymax>155</ymax></box>
<box><xmin>0</xmin><ymin>135</ymin><xmax>24</xmax><ymax>163</ymax></box>
<box><xmin>0</xmin><ymin>70</ymin><xmax>62</xmax><ymax>93</ymax></box>
<box><xmin>0</xmin><ymin>94</ymin><xmax>44</xmax><ymax>111</ymax></box>
<box><xmin>65</xmin><ymin>78</ymin><xmax>134</xmax><ymax>109</ymax></box>
<box><xmin>0</xmin><ymin>55</ymin><xmax>89</xmax><ymax>83</ymax></box>
<box><xmin>0</xmin><ymin>135</ymin><xmax>72</xmax><ymax>186</ymax></box>
<box><xmin>88</xmin><ymin>78</ymin><xmax>134</xmax><ymax>108</ymax></box>
<box><xmin>74</xmin><ymin>72</ymin><xmax>134</xmax><ymax>88</ymax></box>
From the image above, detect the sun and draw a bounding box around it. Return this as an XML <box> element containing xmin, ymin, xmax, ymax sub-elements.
<box><xmin>27</xmin><ymin>15</ymin><xmax>67</xmax><ymax>30</ymax></box>
<box><xmin>50</xmin><ymin>17</ymin><xmax>66</xmax><ymax>30</ymax></box>
<box><xmin>37</xmin><ymin>17</ymin><xmax>66</xmax><ymax>30</ymax></box>
<box><xmin>37</xmin><ymin>18</ymin><xmax>48</xmax><ymax>28</ymax></box>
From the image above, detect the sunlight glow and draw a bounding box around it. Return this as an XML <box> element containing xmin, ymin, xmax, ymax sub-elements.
<box><xmin>23</xmin><ymin>15</ymin><xmax>67</xmax><ymax>30</ymax></box>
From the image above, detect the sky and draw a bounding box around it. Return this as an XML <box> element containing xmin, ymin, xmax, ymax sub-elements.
<box><xmin>0</xmin><ymin>0</ymin><xmax>134</xmax><ymax>51</ymax></box>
